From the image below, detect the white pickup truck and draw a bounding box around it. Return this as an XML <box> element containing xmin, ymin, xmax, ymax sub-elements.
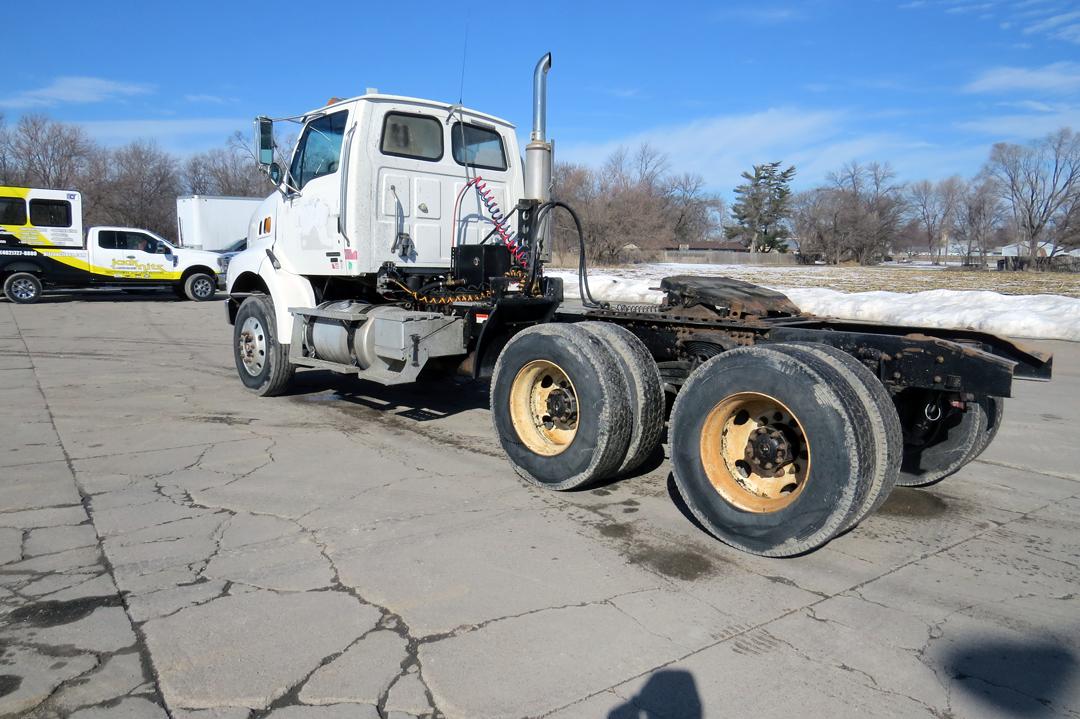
<box><xmin>1</xmin><ymin>186</ymin><xmax>226</xmax><ymax>304</ymax></box>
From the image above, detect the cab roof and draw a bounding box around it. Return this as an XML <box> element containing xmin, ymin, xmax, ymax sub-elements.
<box><xmin>306</xmin><ymin>94</ymin><xmax>516</xmax><ymax>130</ymax></box>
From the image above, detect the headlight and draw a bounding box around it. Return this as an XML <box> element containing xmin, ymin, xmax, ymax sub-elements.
<box><xmin>217</xmin><ymin>256</ymin><xmax>230</xmax><ymax>273</ymax></box>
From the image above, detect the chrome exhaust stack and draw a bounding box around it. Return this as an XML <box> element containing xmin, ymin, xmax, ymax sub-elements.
<box><xmin>524</xmin><ymin>53</ymin><xmax>553</xmax><ymax>203</ymax></box>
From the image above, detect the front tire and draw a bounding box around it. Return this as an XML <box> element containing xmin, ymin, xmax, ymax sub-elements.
<box><xmin>670</xmin><ymin>345</ymin><xmax>877</xmax><ymax>556</ymax></box>
<box><xmin>184</xmin><ymin>273</ymin><xmax>217</xmax><ymax>302</ymax></box>
<box><xmin>491</xmin><ymin>324</ymin><xmax>632</xmax><ymax>490</ymax></box>
<box><xmin>4</xmin><ymin>273</ymin><xmax>42</xmax><ymax>304</ymax></box>
<box><xmin>233</xmin><ymin>295</ymin><xmax>294</xmax><ymax>396</ymax></box>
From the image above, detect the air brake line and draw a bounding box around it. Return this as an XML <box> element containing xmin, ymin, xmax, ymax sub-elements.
<box><xmin>451</xmin><ymin>177</ymin><xmax>529</xmax><ymax>266</ymax></box>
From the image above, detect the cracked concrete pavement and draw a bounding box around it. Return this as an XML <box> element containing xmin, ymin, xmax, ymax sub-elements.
<box><xmin>1</xmin><ymin>292</ymin><xmax>1078</xmax><ymax>718</ymax></box>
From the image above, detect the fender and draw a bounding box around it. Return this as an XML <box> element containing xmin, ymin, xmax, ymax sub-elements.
<box><xmin>226</xmin><ymin>250</ymin><xmax>314</xmax><ymax>340</ymax></box>
<box><xmin>0</xmin><ymin>259</ymin><xmax>45</xmax><ymax>274</ymax></box>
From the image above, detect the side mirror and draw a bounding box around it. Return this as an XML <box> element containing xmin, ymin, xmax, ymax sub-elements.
<box><xmin>268</xmin><ymin>162</ymin><xmax>283</xmax><ymax>185</ymax></box>
<box><xmin>255</xmin><ymin>117</ymin><xmax>275</xmax><ymax>167</ymax></box>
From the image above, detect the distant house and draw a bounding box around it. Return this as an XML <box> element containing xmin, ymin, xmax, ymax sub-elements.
<box><xmin>993</xmin><ymin>242</ymin><xmax>1080</xmax><ymax>258</ymax></box>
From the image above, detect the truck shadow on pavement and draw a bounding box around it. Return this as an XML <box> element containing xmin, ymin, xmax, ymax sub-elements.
<box><xmin>288</xmin><ymin>370</ymin><xmax>491</xmax><ymax>421</ymax></box>
<box><xmin>606</xmin><ymin>670</ymin><xmax>703</xmax><ymax>718</ymax></box>
<box><xmin>943</xmin><ymin>637</ymin><xmax>1077</xmax><ymax>716</ymax></box>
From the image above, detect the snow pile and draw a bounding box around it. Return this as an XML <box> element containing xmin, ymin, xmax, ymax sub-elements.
<box><xmin>784</xmin><ymin>288</ymin><xmax>1080</xmax><ymax>341</ymax></box>
<box><xmin>548</xmin><ymin>269</ymin><xmax>1080</xmax><ymax>341</ymax></box>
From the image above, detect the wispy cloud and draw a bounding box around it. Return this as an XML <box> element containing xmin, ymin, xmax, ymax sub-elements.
<box><xmin>712</xmin><ymin>5</ymin><xmax>803</xmax><ymax>24</ymax></box>
<box><xmin>0</xmin><ymin>77</ymin><xmax>153</xmax><ymax>109</ymax></box>
<box><xmin>965</xmin><ymin>61</ymin><xmax>1080</xmax><ymax>93</ymax></box>
<box><xmin>77</xmin><ymin>117</ymin><xmax>248</xmax><ymax>151</ymax></box>
<box><xmin>957</xmin><ymin>104</ymin><xmax>1080</xmax><ymax>137</ymax></box>
<box><xmin>558</xmin><ymin>107</ymin><xmax>884</xmax><ymax>188</ymax></box>
<box><xmin>184</xmin><ymin>94</ymin><xmax>239</xmax><ymax>105</ymax></box>
<box><xmin>1023</xmin><ymin>9</ymin><xmax>1080</xmax><ymax>41</ymax></box>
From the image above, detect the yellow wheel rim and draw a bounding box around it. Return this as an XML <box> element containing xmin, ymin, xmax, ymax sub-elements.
<box><xmin>509</xmin><ymin>360</ymin><xmax>579</xmax><ymax>456</ymax></box>
<box><xmin>699</xmin><ymin>392</ymin><xmax>811</xmax><ymax>513</ymax></box>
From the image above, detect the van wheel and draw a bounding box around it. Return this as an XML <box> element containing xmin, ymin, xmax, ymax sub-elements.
<box><xmin>184</xmin><ymin>273</ymin><xmax>216</xmax><ymax>301</ymax></box>
<box><xmin>4</xmin><ymin>273</ymin><xmax>42</xmax><ymax>304</ymax></box>
<box><xmin>578</xmin><ymin>322</ymin><xmax>664</xmax><ymax>477</ymax></box>
<box><xmin>491</xmin><ymin>324</ymin><xmax>632</xmax><ymax>490</ymax></box>
<box><xmin>669</xmin><ymin>345</ymin><xmax>877</xmax><ymax>556</ymax></box>
<box><xmin>234</xmin><ymin>295</ymin><xmax>294</xmax><ymax>396</ymax></box>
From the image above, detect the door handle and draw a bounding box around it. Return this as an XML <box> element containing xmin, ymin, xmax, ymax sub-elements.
<box><xmin>126</xmin><ymin>255</ymin><xmax>136</xmax><ymax>259</ymax></box>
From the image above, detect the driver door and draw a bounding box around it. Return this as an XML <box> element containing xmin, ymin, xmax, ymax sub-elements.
<box><xmin>278</xmin><ymin>109</ymin><xmax>350</xmax><ymax>276</ymax></box>
<box><xmin>94</xmin><ymin>230</ymin><xmax>174</xmax><ymax>283</ymax></box>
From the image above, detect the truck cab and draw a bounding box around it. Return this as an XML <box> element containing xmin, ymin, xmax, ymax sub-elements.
<box><xmin>226</xmin><ymin>94</ymin><xmax>524</xmax><ymax>336</ymax></box>
<box><xmin>0</xmin><ymin>186</ymin><xmax>226</xmax><ymax>304</ymax></box>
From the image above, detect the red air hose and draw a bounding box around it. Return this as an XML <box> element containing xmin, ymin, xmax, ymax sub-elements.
<box><xmin>451</xmin><ymin>176</ymin><xmax>527</xmax><ymax>265</ymax></box>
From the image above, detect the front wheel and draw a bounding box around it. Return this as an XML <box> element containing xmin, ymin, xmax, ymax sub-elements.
<box><xmin>184</xmin><ymin>273</ymin><xmax>217</xmax><ymax>301</ymax></box>
<box><xmin>233</xmin><ymin>295</ymin><xmax>294</xmax><ymax>396</ymax></box>
<box><xmin>4</xmin><ymin>273</ymin><xmax>42</xmax><ymax>304</ymax></box>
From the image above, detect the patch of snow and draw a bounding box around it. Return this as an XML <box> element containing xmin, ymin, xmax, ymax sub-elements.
<box><xmin>549</xmin><ymin>268</ymin><xmax>1080</xmax><ymax>341</ymax></box>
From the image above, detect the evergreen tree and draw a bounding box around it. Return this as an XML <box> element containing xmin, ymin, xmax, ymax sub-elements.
<box><xmin>726</xmin><ymin>161</ymin><xmax>796</xmax><ymax>252</ymax></box>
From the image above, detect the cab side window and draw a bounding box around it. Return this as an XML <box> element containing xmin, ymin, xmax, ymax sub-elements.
<box><xmin>289</xmin><ymin>111</ymin><xmax>348</xmax><ymax>190</ymax></box>
<box><xmin>29</xmin><ymin>199</ymin><xmax>72</xmax><ymax>227</ymax></box>
<box><xmin>0</xmin><ymin>197</ymin><xmax>27</xmax><ymax>225</ymax></box>
<box><xmin>380</xmin><ymin>112</ymin><xmax>443</xmax><ymax>161</ymax></box>
<box><xmin>451</xmin><ymin>122</ymin><xmax>507</xmax><ymax>171</ymax></box>
<box><xmin>98</xmin><ymin>231</ymin><xmax>159</xmax><ymax>252</ymax></box>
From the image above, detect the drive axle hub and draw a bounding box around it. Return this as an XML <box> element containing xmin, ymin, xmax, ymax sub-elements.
<box><xmin>546</xmin><ymin>389</ymin><xmax>578</xmax><ymax>425</ymax></box>
<box><xmin>744</xmin><ymin>426</ymin><xmax>793</xmax><ymax>475</ymax></box>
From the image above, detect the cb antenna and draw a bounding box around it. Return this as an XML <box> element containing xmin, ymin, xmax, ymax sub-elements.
<box><xmin>458</xmin><ymin>8</ymin><xmax>471</xmax><ymax>104</ymax></box>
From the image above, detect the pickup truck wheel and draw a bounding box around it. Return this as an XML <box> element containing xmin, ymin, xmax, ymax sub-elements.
<box><xmin>4</xmin><ymin>273</ymin><xmax>42</xmax><ymax>304</ymax></box>
<box><xmin>670</xmin><ymin>345</ymin><xmax>876</xmax><ymax>556</ymax></box>
<box><xmin>779</xmin><ymin>343</ymin><xmax>902</xmax><ymax>526</ymax></box>
<box><xmin>233</xmin><ymin>295</ymin><xmax>294</xmax><ymax>396</ymax></box>
<box><xmin>578</xmin><ymin>322</ymin><xmax>665</xmax><ymax>477</ymax></box>
<box><xmin>491</xmin><ymin>324</ymin><xmax>632</xmax><ymax>490</ymax></box>
<box><xmin>895</xmin><ymin>391</ymin><xmax>984</xmax><ymax>487</ymax></box>
<box><xmin>184</xmin><ymin>273</ymin><xmax>217</xmax><ymax>301</ymax></box>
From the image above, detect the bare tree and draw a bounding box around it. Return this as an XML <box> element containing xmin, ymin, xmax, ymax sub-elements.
<box><xmin>827</xmin><ymin>162</ymin><xmax>907</xmax><ymax>264</ymax></box>
<box><xmin>5</xmin><ymin>114</ymin><xmax>94</xmax><ymax>189</ymax></box>
<box><xmin>953</xmin><ymin>177</ymin><xmax>1004</xmax><ymax>264</ymax></box>
<box><xmin>87</xmin><ymin>141</ymin><xmax>180</xmax><ymax>238</ymax></box>
<box><xmin>907</xmin><ymin>176</ymin><xmax>962</xmax><ymax>262</ymax></box>
<box><xmin>986</xmin><ymin>128</ymin><xmax>1080</xmax><ymax>265</ymax></box>
<box><xmin>551</xmin><ymin>144</ymin><xmax>722</xmax><ymax>264</ymax></box>
<box><xmin>181</xmin><ymin>131</ymin><xmax>273</xmax><ymax>197</ymax></box>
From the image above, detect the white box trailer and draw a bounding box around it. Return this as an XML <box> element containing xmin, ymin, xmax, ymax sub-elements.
<box><xmin>176</xmin><ymin>195</ymin><xmax>264</xmax><ymax>251</ymax></box>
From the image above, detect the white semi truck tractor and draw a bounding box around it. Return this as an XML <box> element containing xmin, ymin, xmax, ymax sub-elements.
<box><xmin>224</xmin><ymin>54</ymin><xmax>1051</xmax><ymax>557</ymax></box>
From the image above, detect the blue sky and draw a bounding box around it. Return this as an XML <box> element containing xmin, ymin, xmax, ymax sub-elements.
<box><xmin>2</xmin><ymin>0</ymin><xmax>1079</xmax><ymax>193</ymax></box>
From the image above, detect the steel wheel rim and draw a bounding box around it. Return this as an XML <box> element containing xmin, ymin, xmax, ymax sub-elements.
<box><xmin>10</xmin><ymin>278</ymin><xmax>36</xmax><ymax>300</ymax></box>
<box><xmin>509</xmin><ymin>359</ymin><xmax>579</xmax><ymax>456</ymax></box>
<box><xmin>699</xmin><ymin>392</ymin><xmax>811</xmax><ymax>513</ymax></box>
<box><xmin>238</xmin><ymin>316</ymin><xmax>267</xmax><ymax>376</ymax></box>
<box><xmin>192</xmin><ymin>277</ymin><xmax>214</xmax><ymax>298</ymax></box>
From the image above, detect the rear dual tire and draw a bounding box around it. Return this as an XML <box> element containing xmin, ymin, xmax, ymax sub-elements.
<box><xmin>670</xmin><ymin>345</ymin><xmax>884</xmax><ymax>556</ymax></box>
<box><xmin>896</xmin><ymin>393</ymin><xmax>1003</xmax><ymax>488</ymax></box>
